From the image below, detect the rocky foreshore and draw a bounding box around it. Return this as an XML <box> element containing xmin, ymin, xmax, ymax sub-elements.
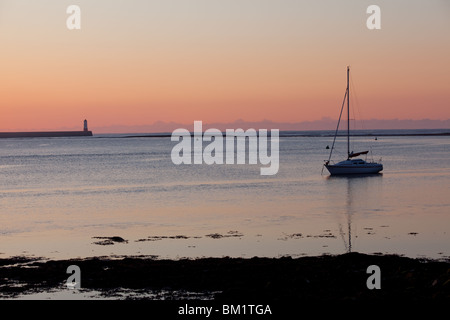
<box><xmin>1</xmin><ymin>252</ymin><xmax>449</xmax><ymax>301</ymax></box>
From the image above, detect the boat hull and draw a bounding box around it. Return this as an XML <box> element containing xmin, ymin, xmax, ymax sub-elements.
<box><xmin>325</xmin><ymin>163</ymin><xmax>383</xmax><ymax>175</ymax></box>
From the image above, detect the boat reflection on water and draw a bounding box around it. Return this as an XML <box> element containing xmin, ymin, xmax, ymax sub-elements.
<box><xmin>325</xmin><ymin>173</ymin><xmax>383</xmax><ymax>253</ymax></box>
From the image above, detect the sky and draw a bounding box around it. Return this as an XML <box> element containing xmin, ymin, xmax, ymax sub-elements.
<box><xmin>0</xmin><ymin>0</ymin><xmax>449</xmax><ymax>132</ymax></box>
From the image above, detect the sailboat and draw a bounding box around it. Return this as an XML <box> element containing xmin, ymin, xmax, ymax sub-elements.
<box><xmin>324</xmin><ymin>67</ymin><xmax>383</xmax><ymax>175</ymax></box>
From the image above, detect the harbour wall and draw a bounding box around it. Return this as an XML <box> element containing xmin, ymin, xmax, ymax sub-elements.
<box><xmin>0</xmin><ymin>131</ymin><xmax>93</xmax><ymax>138</ymax></box>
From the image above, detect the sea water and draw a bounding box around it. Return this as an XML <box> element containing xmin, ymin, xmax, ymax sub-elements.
<box><xmin>1</xmin><ymin>130</ymin><xmax>449</xmax><ymax>260</ymax></box>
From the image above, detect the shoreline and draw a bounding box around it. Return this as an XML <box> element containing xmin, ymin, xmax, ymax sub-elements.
<box><xmin>1</xmin><ymin>252</ymin><xmax>449</xmax><ymax>301</ymax></box>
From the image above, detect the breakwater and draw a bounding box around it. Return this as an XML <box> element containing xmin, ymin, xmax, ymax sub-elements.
<box><xmin>0</xmin><ymin>131</ymin><xmax>93</xmax><ymax>138</ymax></box>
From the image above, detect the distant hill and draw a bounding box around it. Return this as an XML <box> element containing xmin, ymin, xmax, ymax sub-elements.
<box><xmin>92</xmin><ymin>118</ymin><xmax>450</xmax><ymax>134</ymax></box>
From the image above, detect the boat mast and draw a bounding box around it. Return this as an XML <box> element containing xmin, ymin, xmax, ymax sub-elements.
<box><xmin>347</xmin><ymin>66</ymin><xmax>350</xmax><ymax>159</ymax></box>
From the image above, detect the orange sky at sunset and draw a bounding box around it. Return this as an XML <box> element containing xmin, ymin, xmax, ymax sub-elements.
<box><xmin>0</xmin><ymin>0</ymin><xmax>449</xmax><ymax>132</ymax></box>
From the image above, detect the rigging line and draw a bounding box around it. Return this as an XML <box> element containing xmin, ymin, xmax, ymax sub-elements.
<box><xmin>350</xmin><ymin>71</ymin><xmax>365</xmax><ymax>132</ymax></box>
<box><xmin>333</xmin><ymin>148</ymin><xmax>346</xmax><ymax>157</ymax></box>
<box><xmin>327</xmin><ymin>89</ymin><xmax>348</xmax><ymax>163</ymax></box>
<box><xmin>350</xmin><ymin>74</ymin><xmax>379</xmax><ymax>152</ymax></box>
<box><xmin>349</xmin><ymin>71</ymin><xmax>368</xmax><ymax>154</ymax></box>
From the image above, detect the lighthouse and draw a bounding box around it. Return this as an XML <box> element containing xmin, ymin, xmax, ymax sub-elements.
<box><xmin>0</xmin><ymin>119</ymin><xmax>92</xmax><ymax>138</ymax></box>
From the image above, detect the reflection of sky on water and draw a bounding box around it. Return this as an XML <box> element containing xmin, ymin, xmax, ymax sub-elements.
<box><xmin>0</xmin><ymin>134</ymin><xmax>449</xmax><ymax>260</ymax></box>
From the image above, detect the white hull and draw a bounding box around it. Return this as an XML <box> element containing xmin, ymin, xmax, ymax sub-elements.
<box><xmin>325</xmin><ymin>163</ymin><xmax>383</xmax><ymax>175</ymax></box>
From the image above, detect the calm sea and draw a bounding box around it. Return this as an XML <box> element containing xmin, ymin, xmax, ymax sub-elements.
<box><xmin>1</xmin><ymin>130</ymin><xmax>449</xmax><ymax>260</ymax></box>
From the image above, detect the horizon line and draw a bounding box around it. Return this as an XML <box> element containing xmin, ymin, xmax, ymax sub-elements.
<box><xmin>2</xmin><ymin>118</ymin><xmax>450</xmax><ymax>134</ymax></box>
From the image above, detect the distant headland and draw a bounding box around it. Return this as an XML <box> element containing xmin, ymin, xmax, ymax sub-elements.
<box><xmin>0</xmin><ymin>120</ymin><xmax>93</xmax><ymax>138</ymax></box>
